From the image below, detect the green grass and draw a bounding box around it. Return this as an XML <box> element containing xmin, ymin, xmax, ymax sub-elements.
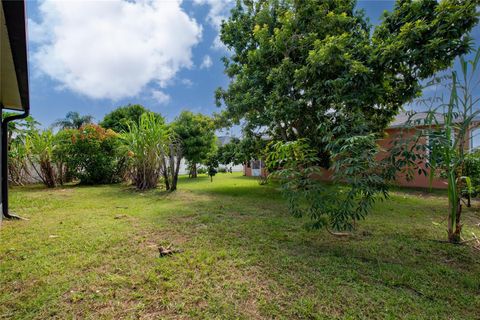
<box><xmin>1</xmin><ymin>173</ymin><xmax>479</xmax><ymax>319</ymax></box>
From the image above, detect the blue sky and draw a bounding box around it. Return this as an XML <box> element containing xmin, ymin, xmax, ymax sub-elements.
<box><xmin>25</xmin><ymin>1</ymin><xmax>479</xmax><ymax>130</ymax></box>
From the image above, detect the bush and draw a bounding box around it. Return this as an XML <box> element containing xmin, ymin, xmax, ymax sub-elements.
<box><xmin>8</xmin><ymin>138</ymin><xmax>30</xmax><ymax>186</ymax></box>
<box><xmin>67</xmin><ymin>124</ymin><xmax>123</xmax><ymax>184</ymax></box>
<box><xmin>464</xmin><ymin>151</ymin><xmax>480</xmax><ymax>195</ymax></box>
<box><xmin>197</xmin><ymin>167</ymin><xmax>207</xmax><ymax>174</ymax></box>
<box><xmin>25</xmin><ymin>130</ymin><xmax>57</xmax><ymax>188</ymax></box>
<box><xmin>52</xmin><ymin>129</ymin><xmax>76</xmax><ymax>185</ymax></box>
<box><xmin>121</xmin><ymin>113</ymin><xmax>171</xmax><ymax>190</ymax></box>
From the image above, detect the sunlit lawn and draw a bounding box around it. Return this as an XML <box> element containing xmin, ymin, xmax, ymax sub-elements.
<box><xmin>1</xmin><ymin>173</ymin><xmax>479</xmax><ymax>319</ymax></box>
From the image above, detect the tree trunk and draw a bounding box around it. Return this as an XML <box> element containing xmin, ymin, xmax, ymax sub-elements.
<box><xmin>191</xmin><ymin>162</ymin><xmax>197</xmax><ymax>178</ymax></box>
<box><xmin>162</xmin><ymin>157</ymin><xmax>170</xmax><ymax>191</ymax></box>
<box><xmin>447</xmin><ymin>134</ymin><xmax>466</xmax><ymax>243</ymax></box>
<box><xmin>134</xmin><ymin>164</ymin><xmax>158</xmax><ymax>190</ymax></box>
<box><xmin>40</xmin><ymin>160</ymin><xmax>56</xmax><ymax>188</ymax></box>
<box><xmin>56</xmin><ymin>163</ymin><xmax>64</xmax><ymax>186</ymax></box>
<box><xmin>447</xmin><ymin>165</ymin><xmax>464</xmax><ymax>243</ymax></box>
<box><xmin>168</xmin><ymin>144</ymin><xmax>175</xmax><ymax>190</ymax></box>
<box><xmin>171</xmin><ymin>151</ymin><xmax>182</xmax><ymax>191</ymax></box>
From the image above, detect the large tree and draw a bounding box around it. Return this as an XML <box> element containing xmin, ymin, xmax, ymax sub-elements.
<box><xmin>101</xmin><ymin>104</ymin><xmax>163</xmax><ymax>133</ymax></box>
<box><xmin>172</xmin><ymin>111</ymin><xmax>217</xmax><ymax>178</ymax></box>
<box><xmin>216</xmin><ymin>0</ymin><xmax>479</xmax><ymax>165</ymax></box>
<box><xmin>217</xmin><ymin>137</ymin><xmax>242</xmax><ymax>166</ymax></box>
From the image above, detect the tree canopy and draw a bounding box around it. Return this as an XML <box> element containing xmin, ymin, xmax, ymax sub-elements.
<box><xmin>172</xmin><ymin>111</ymin><xmax>217</xmax><ymax>177</ymax></box>
<box><xmin>217</xmin><ymin>137</ymin><xmax>242</xmax><ymax>165</ymax></box>
<box><xmin>217</xmin><ymin>135</ymin><xmax>268</xmax><ymax>166</ymax></box>
<box><xmin>100</xmin><ymin>104</ymin><xmax>163</xmax><ymax>133</ymax></box>
<box><xmin>216</xmin><ymin>0</ymin><xmax>479</xmax><ymax>165</ymax></box>
<box><xmin>52</xmin><ymin>111</ymin><xmax>94</xmax><ymax>130</ymax></box>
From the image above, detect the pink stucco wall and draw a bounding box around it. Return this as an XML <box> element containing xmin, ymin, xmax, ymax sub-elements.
<box><xmin>242</xmin><ymin>126</ymin><xmax>476</xmax><ymax>189</ymax></box>
<box><xmin>378</xmin><ymin>128</ymin><xmax>447</xmax><ymax>189</ymax></box>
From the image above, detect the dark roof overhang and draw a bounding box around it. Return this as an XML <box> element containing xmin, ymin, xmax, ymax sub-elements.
<box><xmin>1</xmin><ymin>0</ymin><xmax>29</xmax><ymax>112</ymax></box>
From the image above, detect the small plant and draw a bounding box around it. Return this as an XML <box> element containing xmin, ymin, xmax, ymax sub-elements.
<box><xmin>205</xmin><ymin>152</ymin><xmax>219</xmax><ymax>182</ymax></box>
<box><xmin>208</xmin><ymin>167</ymin><xmax>217</xmax><ymax>182</ymax></box>
<box><xmin>257</xmin><ymin>175</ymin><xmax>268</xmax><ymax>185</ymax></box>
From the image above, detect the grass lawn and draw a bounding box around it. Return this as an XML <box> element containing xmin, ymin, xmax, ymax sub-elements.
<box><xmin>1</xmin><ymin>173</ymin><xmax>479</xmax><ymax>319</ymax></box>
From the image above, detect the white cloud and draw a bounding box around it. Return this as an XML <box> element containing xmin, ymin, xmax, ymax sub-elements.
<box><xmin>30</xmin><ymin>0</ymin><xmax>202</xmax><ymax>100</ymax></box>
<box><xmin>28</xmin><ymin>19</ymin><xmax>48</xmax><ymax>43</ymax></box>
<box><xmin>152</xmin><ymin>90</ymin><xmax>171</xmax><ymax>105</ymax></box>
<box><xmin>193</xmin><ymin>0</ymin><xmax>234</xmax><ymax>50</ymax></box>
<box><xmin>212</xmin><ymin>35</ymin><xmax>228</xmax><ymax>51</ymax></box>
<box><xmin>193</xmin><ymin>0</ymin><xmax>232</xmax><ymax>27</ymax></box>
<box><xmin>181</xmin><ymin>78</ymin><xmax>194</xmax><ymax>87</ymax></box>
<box><xmin>200</xmin><ymin>55</ymin><xmax>213</xmax><ymax>69</ymax></box>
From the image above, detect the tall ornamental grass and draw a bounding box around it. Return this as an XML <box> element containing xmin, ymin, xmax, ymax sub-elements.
<box><xmin>122</xmin><ymin>113</ymin><xmax>168</xmax><ymax>190</ymax></box>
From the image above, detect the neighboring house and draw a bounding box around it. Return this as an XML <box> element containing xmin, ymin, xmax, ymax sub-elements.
<box><xmin>244</xmin><ymin>159</ymin><xmax>267</xmax><ymax>177</ymax></box>
<box><xmin>379</xmin><ymin>112</ymin><xmax>480</xmax><ymax>188</ymax></box>
<box><xmin>1</xmin><ymin>1</ymin><xmax>30</xmax><ymax>219</ymax></box>
<box><xmin>244</xmin><ymin>112</ymin><xmax>480</xmax><ymax>189</ymax></box>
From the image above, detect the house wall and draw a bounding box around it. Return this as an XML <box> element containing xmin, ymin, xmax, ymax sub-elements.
<box><xmin>243</xmin><ymin>126</ymin><xmax>477</xmax><ymax>189</ymax></box>
<box><xmin>243</xmin><ymin>160</ymin><xmax>267</xmax><ymax>177</ymax></box>
<box><xmin>243</xmin><ymin>166</ymin><xmax>268</xmax><ymax>177</ymax></box>
<box><xmin>378</xmin><ymin>128</ymin><xmax>446</xmax><ymax>189</ymax></box>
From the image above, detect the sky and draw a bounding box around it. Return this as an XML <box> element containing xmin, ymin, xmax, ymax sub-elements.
<box><xmin>25</xmin><ymin>0</ymin><xmax>479</xmax><ymax>131</ymax></box>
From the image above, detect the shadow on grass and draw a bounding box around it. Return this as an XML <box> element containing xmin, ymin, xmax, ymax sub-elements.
<box><xmin>166</xmin><ymin>193</ymin><xmax>480</xmax><ymax>316</ymax></box>
<box><xmin>7</xmin><ymin>174</ymin><xmax>480</xmax><ymax>318</ymax></box>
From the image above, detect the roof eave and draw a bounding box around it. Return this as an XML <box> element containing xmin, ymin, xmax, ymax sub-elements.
<box><xmin>2</xmin><ymin>0</ymin><xmax>29</xmax><ymax>112</ymax></box>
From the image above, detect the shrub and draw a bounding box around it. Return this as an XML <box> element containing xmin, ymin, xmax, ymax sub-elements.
<box><xmin>52</xmin><ymin>129</ymin><xmax>76</xmax><ymax>185</ymax></box>
<box><xmin>121</xmin><ymin>113</ymin><xmax>166</xmax><ymax>190</ymax></box>
<box><xmin>5</xmin><ymin>113</ymin><xmax>38</xmax><ymax>186</ymax></box>
<box><xmin>205</xmin><ymin>152</ymin><xmax>219</xmax><ymax>182</ymax></box>
<box><xmin>464</xmin><ymin>151</ymin><xmax>480</xmax><ymax>195</ymax></box>
<box><xmin>8</xmin><ymin>138</ymin><xmax>30</xmax><ymax>186</ymax></box>
<box><xmin>197</xmin><ymin>167</ymin><xmax>207</xmax><ymax>175</ymax></box>
<box><xmin>67</xmin><ymin>124</ymin><xmax>123</xmax><ymax>185</ymax></box>
<box><xmin>25</xmin><ymin>130</ymin><xmax>57</xmax><ymax>188</ymax></box>
<box><xmin>122</xmin><ymin>113</ymin><xmax>182</xmax><ymax>191</ymax></box>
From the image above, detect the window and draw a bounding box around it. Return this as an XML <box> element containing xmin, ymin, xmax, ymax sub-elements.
<box><xmin>471</xmin><ymin>128</ymin><xmax>480</xmax><ymax>151</ymax></box>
